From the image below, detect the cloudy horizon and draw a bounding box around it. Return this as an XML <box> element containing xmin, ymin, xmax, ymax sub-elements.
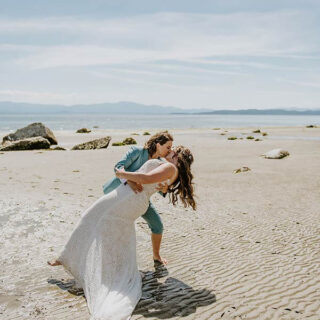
<box><xmin>1</xmin><ymin>0</ymin><xmax>319</xmax><ymax>109</ymax></box>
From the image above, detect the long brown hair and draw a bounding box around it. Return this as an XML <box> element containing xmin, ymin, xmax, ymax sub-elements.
<box><xmin>144</xmin><ymin>131</ymin><xmax>173</xmax><ymax>157</ymax></box>
<box><xmin>168</xmin><ymin>145</ymin><xmax>196</xmax><ymax>210</ymax></box>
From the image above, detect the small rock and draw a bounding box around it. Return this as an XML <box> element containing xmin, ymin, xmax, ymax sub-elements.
<box><xmin>228</xmin><ymin>136</ymin><xmax>237</xmax><ymax>140</ymax></box>
<box><xmin>112</xmin><ymin>142</ymin><xmax>125</xmax><ymax>146</ymax></box>
<box><xmin>255</xmin><ymin>138</ymin><xmax>262</xmax><ymax>141</ymax></box>
<box><xmin>76</xmin><ymin>128</ymin><xmax>91</xmax><ymax>133</ymax></box>
<box><xmin>212</xmin><ymin>128</ymin><xmax>220</xmax><ymax>130</ymax></box>
<box><xmin>262</xmin><ymin>148</ymin><xmax>289</xmax><ymax>159</ymax></box>
<box><xmin>306</xmin><ymin>125</ymin><xmax>317</xmax><ymax>128</ymax></box>
<box><xmin>143</xmin><ymin>131</ymin><xmax>151</xmax><ymax>135</ymax></box>
<box><xmin>72</xmin><ymin>136</ymin><xmax>111</xmax><ymax>150</ymax></box>
<box><xmin>262</xmin><ymin>132</ymin><xmax>268</xmax><ymax>136</ymax></box>
<box><xmin>0</xmin><ymin>137</ymin><xmax>51</xmax><ymax>151</ymax></box>
<box><xmin>246</xmin><ymin>136</ymin><xmax>254</xmax><ymax>140</ymax></box>
<box><xmin>93</xmin><ymin>125</ymin><xmax>99</xmax><ymax>128</ymax></box>
<box><xmin>51</xmin><ymin>146</ymin><xmax>66</xmax><ymax>151</ymax></box>
<box><xmin>122</xmin><ymin>137</ymin><xmax>137</xmax><ymax>145</ymax></box>
<box><xmin>233</xmin><ymin>167</ymin><xmax>251</xmax><ymax>174</ymax></box>
<box><xmin>253</xmin><ymin>129</ymin><xmax>261</xmax><ymax>133</ymax></box>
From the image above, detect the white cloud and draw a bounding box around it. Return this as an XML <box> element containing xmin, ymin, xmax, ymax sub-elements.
<box><xmin>1</xmin><ymin>10</ymin><xmax>316</xmax><ymax>69</ymax></box>
<box><xmin>1</xmin><ymin>10</ymin><xmax>319</xmax><ymax>108</ymax></box>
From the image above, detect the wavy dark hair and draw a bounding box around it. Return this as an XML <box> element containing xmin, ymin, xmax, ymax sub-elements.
<box><xmin>144</xmin><ymin>131</ymin><xmax>173</xmax><ymax>157</ymax></box>
<box><xmin>168</xmin><ymin>145</ymin><xmax>196</xmax><ymax>210</ymax></box>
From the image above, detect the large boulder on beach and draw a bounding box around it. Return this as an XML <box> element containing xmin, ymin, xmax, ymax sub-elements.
<box><xmin>0</xmin><ymin>137</ymin><xmax>51</xmax><ymax>151</ymax></box>
<box><xmin>2</xmin><ymin>122</ymin><xmax>58</xmax><ymax>145</ymax></box>
<box><xmin>72</xmin><ymin>136</ymin><xmax>111</xmax><ymax>150</ymax></box>
<box><xmin>262</xmin><ymin>148</ymin><xmax>289</xmax><ymax>159</ymax></box>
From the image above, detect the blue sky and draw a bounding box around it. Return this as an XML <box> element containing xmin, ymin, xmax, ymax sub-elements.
<box><xmin>0</xmin><ymin>0</ymin><xmax>319</xmax><ymax>109</ymax></box>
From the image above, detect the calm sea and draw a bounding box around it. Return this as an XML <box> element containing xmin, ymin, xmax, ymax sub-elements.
<box><xmin>0</xmin><ymin>113</ymin><xmax>319</xmax><ymax>131</ymax></box>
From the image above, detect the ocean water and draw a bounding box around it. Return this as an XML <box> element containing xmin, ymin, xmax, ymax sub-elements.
<box><xmin>0</xmin><ymin>113</ymin><xmax>319</xmax><ymax>131</ymax></box>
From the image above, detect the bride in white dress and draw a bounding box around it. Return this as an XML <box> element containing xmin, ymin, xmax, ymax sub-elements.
<box><xmin>48</xmin><ymin>146</ymin><xmax>196</xmax><ymax>320</ymax></box>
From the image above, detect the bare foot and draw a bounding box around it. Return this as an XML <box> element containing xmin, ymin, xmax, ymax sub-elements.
<box><xmin>153</xmin><ymin>256</ymin><xmax>168</xmax><ymax>265</ymax></box>
<box><xmin>47</xmin><ymin>260</ymin><xmax>62</xmax><ymax>266</ymax></box>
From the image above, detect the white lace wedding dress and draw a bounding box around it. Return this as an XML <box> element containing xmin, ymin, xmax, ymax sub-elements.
<box><xmin>58</xmin><ymin>159</ymin><xmax>164</xmax><ymax>320</ymax></box>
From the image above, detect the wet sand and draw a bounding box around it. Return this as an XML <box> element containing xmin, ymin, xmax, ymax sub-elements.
<box><xmin>0</xmin><ymin>126</ymin><xmax>319</xmax><ymax>319</ymax></box>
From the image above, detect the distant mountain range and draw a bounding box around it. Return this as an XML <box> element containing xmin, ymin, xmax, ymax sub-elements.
<box><xmin>0</xmin><ymin>101</ymin><xmax>319</xmax><ymax>115</ymax></box>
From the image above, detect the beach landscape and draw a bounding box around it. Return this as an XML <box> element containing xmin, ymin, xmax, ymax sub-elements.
<box><xmin>1</xmin><ymin>125</ymin><xmax>319</xmax><ymax>319</ymax></box>
<box><xmin>2</xmin><ymin>0</ymin><xmax>320</xmax><ymax>318</ymax></box>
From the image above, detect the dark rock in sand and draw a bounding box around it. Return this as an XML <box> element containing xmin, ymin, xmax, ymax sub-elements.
<box><xmin>2</xmin><ymin>122</ymin><xmax>57</xmax><ymax>145</ymax></box>
<box><xmin>76</xmin><ymin>128</ymin><xmax>91</xmax><ymax>133</ymax></box>
<box><xmin>112</xmin><ymin>142</ymin><xmax>125</xmax><ymax>146</ymax></box>
<box><xmin>51</xmin><ymin>146</ymin><xmax>66</xmax><ymax>151</ymax></box>
<box><xmin>122</xmin><ymin>137</ymin><xmax>137</xmax><ymax>145</ymax></box>
<box><xmin>72</xmin><ymin>136</ymin><xmax>111</xmax><ymax>150</ymax></box>
<box><xmin>233</xmin><ymin>166</ymin><xmax>251</xmax><ymax>174</ymax></box>
<box><xmin>0</xmin><ymin>137</ymin><xmax>51</xmax><ymax>151</ymax></box>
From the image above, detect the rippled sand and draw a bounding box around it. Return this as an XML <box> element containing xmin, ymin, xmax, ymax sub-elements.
<box><xmin>0</xmin><ymin>126</ymin><xmax>319</xmax><ymax>319</ymax></box>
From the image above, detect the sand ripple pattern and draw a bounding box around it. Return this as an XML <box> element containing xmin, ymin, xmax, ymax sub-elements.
<box><xmin>1</xmin><ymin>190</ymin><xmax>319</xmax><ymax>319</ymax></box>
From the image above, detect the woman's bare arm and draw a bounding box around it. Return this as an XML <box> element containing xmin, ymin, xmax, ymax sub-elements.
<box><xmin>116</xmin><ymin>163</ymin><xmax>177</xmax><ymax>185</ymax></box>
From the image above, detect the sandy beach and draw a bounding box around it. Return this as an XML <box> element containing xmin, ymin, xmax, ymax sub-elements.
<box><xmin>0</xmin><ymin>126</ymin><xmax>319</xmax><ymax>320</ymax></box>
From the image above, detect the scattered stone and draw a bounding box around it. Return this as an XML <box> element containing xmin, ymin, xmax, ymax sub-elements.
<box><xmin>246</xmin><ymin>136</ymin><xmax>254</xmax><ymax>140</ymax></box>
<box><xmin>262</xmin><ymin>132</ymin><xmax>268</xmax><ymax>136</ymax></box>
<box><xmin>233</xmin><ymin>167</ymin><xmax>251</xmax><ymax>174</ymax></box>
<box><xmin>122</xmin><ymin>137</ymin><xmax>137</xmax><ymax>145</ymax></box>
<box><xmin>212</xmin><ymin>128</ymin><xmax>220</xmax><ymax>130</ymax></box>
<box><xmin>131</xmin><ymin>133</ymin><xmax>139</xmax><ymax>135</ymax></box>
<box><xmin>255</xmin><ymin>138</ymin><xmax>262</xmax><ymax>141</ymax></box>
<box><xmin>262</xmin><ymin>148</ymin><xmax>290</xmax><ymax>159</ymax></box>
<box><xmin>72</xmin><ymin>136</ymin><xmax>111</xmax><ymax>150</ymax></box>
<box><xmin>228</xmin><ymin>137</ymin><xmax>237</xmax><ymax>140</ymax></box>
<box><xmin>76</xmin><ymin>128</ymin><xmax>91</xmax><ymax>133</ymax></box>
<box><xmin>2</xmin><ymin>122</ymin><xmax>57</xmax><ymax>145</ymax></box>
<box><xmin>0</xmin><ymin>137</ymin><xmax>51</xmax><ymax>151</ymax></box>
<box><xmin>93</xmin><ymin>126</ymin><xmax>99</xmax><ymax>128</ymax></box>
<box><xmin>220</xmin><ymin>133</ymin><xmax>226</xmax><ymax>135</ymax></box>
<box><xmin>112</xmin><ymin>142</ymin><xmax>125</xmax><ymax>146</ymax></box>
<box><xmin>253</xmin><ymin>129</ymin><xmax>261</xmax><ymax>133</ymax></box>
<box><xmin>306</xmin><ymin>125</ymin><xmax>317</xmax><ymax>128</ymax></box>
<box><xmin>51</xmin><ymin>146</ymin><xmax>66</xmax><ymax>151</ymax></box>
<box><xmin>143</xmin><ymin>131</ymin><xmax>151</xmax><ymax>135</ymax></box>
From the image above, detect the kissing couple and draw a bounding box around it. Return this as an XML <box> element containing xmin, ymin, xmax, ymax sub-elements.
<box><xmin>48</xmin><ymin>131</ymin><xmax>196</xmax><ymax>320</ymax></box>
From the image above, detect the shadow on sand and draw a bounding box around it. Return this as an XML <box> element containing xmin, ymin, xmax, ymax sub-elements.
<box><xmin>48</xmin><ymin>263</ymin><xmax>216</xmax><ymax>318</ymax></box>
<box><xmin>133</xmin><ymin>263</ymin><xmax>216</xmax><ymax>318</ymax></box>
